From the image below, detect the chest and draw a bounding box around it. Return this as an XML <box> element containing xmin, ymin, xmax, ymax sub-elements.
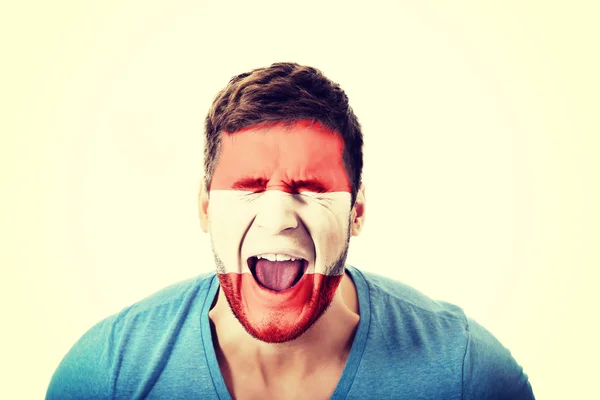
<box><xmin>223</xmin><ymin>363</ymin><xmax>346</xmax><ymax>400</ymax></box>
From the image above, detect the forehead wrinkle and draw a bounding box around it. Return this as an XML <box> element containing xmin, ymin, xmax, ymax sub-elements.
<box><xmin>223</xmin><ymin>140</ymin><xmax>332</xmax><ymax>183</ymax></box>
<box><xmin>213</xmin><ymin>123</ymin><xmax>350</xmax><ymax>192</ymax></box>
<box><xmin>277</xmin><ymin>138</ymin><xmax>344</xmax><ymax>184</ymax></box>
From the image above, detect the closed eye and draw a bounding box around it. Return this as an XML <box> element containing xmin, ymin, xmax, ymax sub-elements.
<box><xmin>290</xmin><ymin>179</ymin><xmax>328</xmax><ymax>194</ymax></box>
<box><xmin>231</xmin><ymin>177</ymin><xmax>329</xmax><ymax>196</ymax></box>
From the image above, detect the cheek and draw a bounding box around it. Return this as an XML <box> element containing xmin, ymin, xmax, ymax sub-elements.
<box><xmin>301</xmin><ymin>196</ymin><xmax>351</xmax><ymax>267</ymax></box>
<box><xmin>208</xmin><ymin>192</ymin><xmax>256</xmax><ymax>272</ymax></box>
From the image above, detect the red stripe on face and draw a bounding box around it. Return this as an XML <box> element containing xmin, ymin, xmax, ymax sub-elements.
<box><xmin>211</xmin><ymin>121</ymin><xmax>351</xmax><ymax>193</ymax></box>
<box><xmin>218</xmin><ymin>272</ymin><xmax>343</xmax><ymax>343</ymax></box>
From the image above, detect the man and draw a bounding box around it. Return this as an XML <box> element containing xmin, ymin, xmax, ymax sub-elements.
<box><xmin>47</xmin><ymin>62</ymin><xmax>535</xmax><ymax>399</ymax></box>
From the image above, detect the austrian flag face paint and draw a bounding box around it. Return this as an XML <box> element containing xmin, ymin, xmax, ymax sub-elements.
<box><xmin>208</xmin><ymin>120</ymin><xmax>353</xmax><ymax>343</ymax></box>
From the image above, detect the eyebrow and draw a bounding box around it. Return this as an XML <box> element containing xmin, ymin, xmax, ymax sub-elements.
<box><xmin>231</xmin><ymin>177</ymin><xmax>269</xmax><ymax>191</ymax></box>
<box><xmin>231</xmin><ymin>177</ymin><xmax>328</xmax><ymax>193</ymax></box>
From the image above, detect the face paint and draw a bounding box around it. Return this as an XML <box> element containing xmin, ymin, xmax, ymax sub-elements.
<box><xmin>208</xmin><ymin>120</ymin><xmax>353</xmax><ymax>343</ymax></box>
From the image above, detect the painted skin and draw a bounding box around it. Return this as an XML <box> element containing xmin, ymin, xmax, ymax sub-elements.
<box><xmin>206</xmin><ymin>120</ymin><xmax>354</xmax><ymax>343</ymax></box>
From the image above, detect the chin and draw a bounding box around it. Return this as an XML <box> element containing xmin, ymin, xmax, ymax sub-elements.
<box><xmin>217</xmin><ymin>270</ymin><xmax>343</xmax><ymax>343</ymax></box>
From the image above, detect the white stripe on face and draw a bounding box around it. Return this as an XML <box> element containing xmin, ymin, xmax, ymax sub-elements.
<box><xmin>207</xmin><ymin>189</ymin><xmax>352</xmax><ymax>276</ymax></box>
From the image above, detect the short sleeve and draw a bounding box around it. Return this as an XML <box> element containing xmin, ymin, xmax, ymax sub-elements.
<box><xmin>46</xmin><ymin>317</ymin><xmax>116</xmax><ymax>400</ymax></box>
<box><xmin>462</xmin><ymin>318</ymin><xmax>535</xmax><ymax>400</ymax></box>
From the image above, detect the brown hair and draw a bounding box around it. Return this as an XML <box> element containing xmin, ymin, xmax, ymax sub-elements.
<box><xmin>204</xmin><ymin>62</ymin><xmax>363</xmax><ymax>204</ymax></box>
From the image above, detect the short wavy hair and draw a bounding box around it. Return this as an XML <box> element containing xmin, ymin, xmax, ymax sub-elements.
<box><xmin>204</xmin><ymin>62</ymin><xmax>364</xmax><ymax>204</ymax></box>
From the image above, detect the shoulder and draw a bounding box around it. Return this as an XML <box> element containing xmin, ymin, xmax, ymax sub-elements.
<box><xmin>104</xmin><ymin>271</ymin><xmax>216</xmax><ymax>339</ymax></box>
<box><xmin>348</xmin><ymin>266</ymin><xmax>535</xmax><ymax>399</ymax></box>
<box><xmin>351</xmin><ymin>266</ymin><xmax>470</xmax><ymax>369</ymax></box>
<box><xmin>116</xmin><ymin>271</ymin><xmax>215</xmax><ymax>321</ymax></box>
<box><xmin>46</xmin><ymin>272</ymin><xmax>217</xmax><ymax>399</ymax></box>
<box><xmin>352</xmin><ymin>266</ymin><xmax>468</xmax><ymax>323</ymax></box>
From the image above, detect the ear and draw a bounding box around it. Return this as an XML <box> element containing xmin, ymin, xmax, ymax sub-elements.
<box><xmin>198</xmin><ymin>180</ymin><xmax>210</xmax><ymax>233</ymax></box>
<box><xmin>350</xmin><ymin>183</ymin><xmax>366</xmax><ymax>236</ymax></box>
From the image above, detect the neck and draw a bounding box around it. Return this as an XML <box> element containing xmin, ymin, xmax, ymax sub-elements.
<box><xmin>209</xmin><ymin>272</ymin><xmax>360</xmax><ymax>381</ymax></box>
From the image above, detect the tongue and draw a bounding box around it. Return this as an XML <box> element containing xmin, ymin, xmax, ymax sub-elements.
<box><xmin>254</xmin><ymin>259</ymin><xmax>304</xmax><ymax>292</ymax></box>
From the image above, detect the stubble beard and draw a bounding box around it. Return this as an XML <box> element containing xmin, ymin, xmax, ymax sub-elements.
<box><xmin>210</xmin><ymin>230</ymin><xmax>351</xmax><ymax>344</ymax></box>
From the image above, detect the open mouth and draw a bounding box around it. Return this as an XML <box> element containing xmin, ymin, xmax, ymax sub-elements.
<box><xmin>248</xmin><ymin>256</ymin><xmax>308</xmax><ymax>292</ymax></box>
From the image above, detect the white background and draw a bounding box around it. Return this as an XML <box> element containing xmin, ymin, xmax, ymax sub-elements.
<box><xmin>2</xmin><ymin>1</ymin><xmax>599</xmax><ymax>398</ymax></box>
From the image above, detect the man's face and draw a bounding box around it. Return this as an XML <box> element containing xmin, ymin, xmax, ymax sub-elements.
<box><xmin>203</xmin><ymin>121</ymin><xmax>354</xmax><ymax>343</ymax></box>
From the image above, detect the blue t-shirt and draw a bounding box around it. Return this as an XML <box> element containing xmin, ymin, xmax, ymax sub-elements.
<box><xmin>46</xmin><ymin>266</ymin><xmax>535</xmax><ymax>399</ymax></box>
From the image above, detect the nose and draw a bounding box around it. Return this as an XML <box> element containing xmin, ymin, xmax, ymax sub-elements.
<box><xmin>254</xmin><ymin>190</ymin><xmax>299</xmax><ymax>234</ymax></box>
